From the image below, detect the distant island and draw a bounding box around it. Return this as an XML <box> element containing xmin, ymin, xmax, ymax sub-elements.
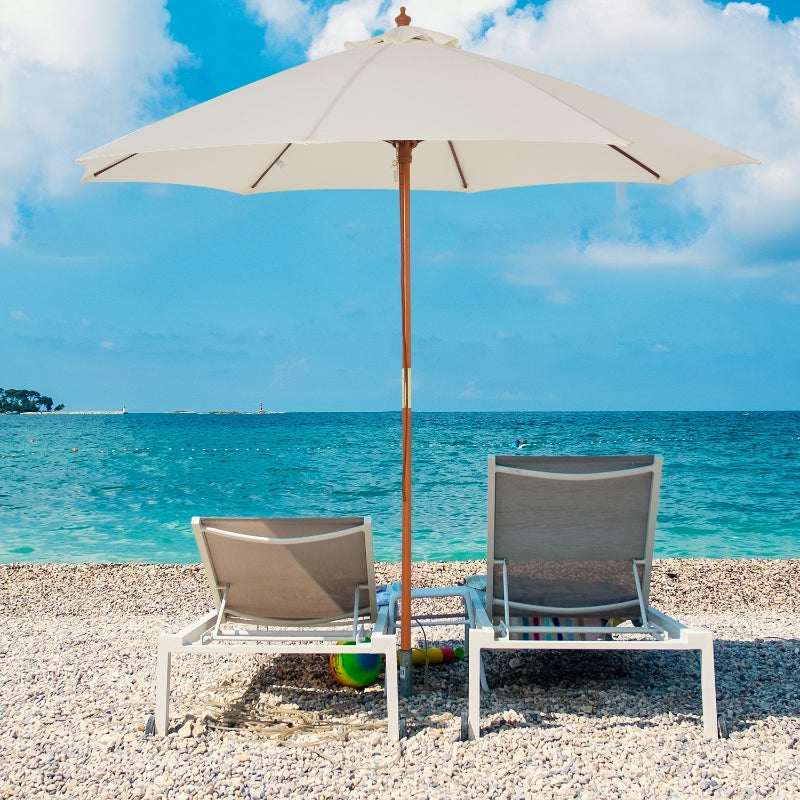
<box><xmin>0</xmin><ymin>387</ymin><xmax>64</xmax><ymax>413</ymax></box>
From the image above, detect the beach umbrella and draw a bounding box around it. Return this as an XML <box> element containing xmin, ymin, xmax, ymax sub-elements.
<box><xmin>76</xmin><ymin>7</ymin><xmax>757</xmax><ymax>698</ymax></box>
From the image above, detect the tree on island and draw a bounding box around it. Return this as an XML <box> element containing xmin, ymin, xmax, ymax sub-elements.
<box><xmin>0</xmin><ymin>388</ymin><xmax>65</xmax><ymax>413</ymax></box>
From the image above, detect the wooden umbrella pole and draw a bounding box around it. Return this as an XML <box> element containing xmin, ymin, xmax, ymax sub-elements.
<box><xmin>397</xmin><ymin>139</ymin><xmax>415</xmax><ymax>698</ymax></box>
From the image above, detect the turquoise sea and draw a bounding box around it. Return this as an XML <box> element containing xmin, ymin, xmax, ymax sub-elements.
<box><xmin>1</xmin><ymin>411</ymin><xmax>798</xmax><ymax>564</ymax></box>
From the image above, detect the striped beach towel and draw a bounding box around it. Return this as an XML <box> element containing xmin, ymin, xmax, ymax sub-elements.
<box><xmin>511</xmin><ymin>616</ymin><xmax>607</xmax><ymax>641</ymax></box>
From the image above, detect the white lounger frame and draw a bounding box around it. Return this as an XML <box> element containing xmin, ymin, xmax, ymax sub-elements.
<box><xmin>467</xmin><ymin>593</ymin><xmax>717</xmax><ymax>740</ymax></box>
<box><xmin>467</xmin><ymin>455</ymin><xmax>718</xmax><ymax>740</ymax></box>
<box><xmin>156</xmin><ymin>516</ymin><xmax>399</xmax><ymax>739</ymax></box>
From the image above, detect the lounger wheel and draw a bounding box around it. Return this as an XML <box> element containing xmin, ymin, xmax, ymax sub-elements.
<box><xmin>717</xmin><ymin>716</ymin><xmax>730</xmax><ymax>739</ymax></box>
<box><xmin>398</xmin><ymin>717</ymin><xmax>407</xmax><ymax>740</ymax></box>
<box><xmin>142</xmin><ymin>715</ymin><xmax>156</xmax><ymax>739</ymax></box>
<box><xmin>460</xmin><ymin>711</ymin><xmax>469</xmax><ymax>741</ymax></box>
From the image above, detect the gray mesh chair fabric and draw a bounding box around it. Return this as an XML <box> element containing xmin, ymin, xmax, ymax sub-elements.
<box><xmin>467</xmin><ymin>455</ymin><xmax>719</xmax><ymax>740</ymax></box>
<box><xmin>488</xmin><ymin>455</ymin><xmax>659</xmax><ymax>620</ymax></box>
<box><xmin>196</xmin><ymin>516</ymin><xmax>377</xmax><ymax>626</ymax></box>
<box><xmin>155</xmin><ymin>516</ymin><xmax>399</xmax><ymax>738</ymax></box>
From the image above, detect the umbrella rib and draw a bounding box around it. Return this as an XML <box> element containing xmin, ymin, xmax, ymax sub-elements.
<box><xmin>304</xmin><ymin>45</ymin><xmax>388</xmax><ymax>144</ymax></box>
<box><xmin>251</xmin><ymin>144</ymin><xmax>293</xmax><ymax>189</ymax></box>
<box><xmin>93</xmin><ymin>153</ymin><xmax>137</xmax><ymax>178</ymax></box>
<box><xmin>447</xmin><ymin>141</ymin><xmax>468</xmax><ymax>189</ymax></box>
<box><xmin>608</xmin><ymin>145</ymin><xmax>661</xmax><ymax>181</ymax></box>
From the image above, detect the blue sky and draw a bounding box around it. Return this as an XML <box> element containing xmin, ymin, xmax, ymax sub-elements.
<box><xmin>2</xmin><ymin>0</ymin><xmax>799</xmax><ymax>413</ymax></box>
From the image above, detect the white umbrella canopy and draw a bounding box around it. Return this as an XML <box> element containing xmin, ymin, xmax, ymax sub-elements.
<box><xmin>78</xmin><ymin>19</ymin><xmax>754</xmax><ymax>192</ymax></box>
<box><xmin>77</xmin><ymin>8</ymin><xmax>757</xmax><ymax>706</ymax></box>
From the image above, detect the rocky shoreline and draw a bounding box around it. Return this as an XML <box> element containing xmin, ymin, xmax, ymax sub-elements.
<box><xmin>2</xmin><ymin>559</ymin><xmax>799</xmax><ymax>798</ymax></box>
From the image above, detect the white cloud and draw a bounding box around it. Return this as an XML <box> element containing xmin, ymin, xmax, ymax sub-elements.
<box><xmin>458</xmin><ymin>380</ymin><xmax>480</xmax><ymax>399</ymax></box>
<box><xmin>546</xmin><ymin>289</ymin><xmax>573</xmax><ymax>305</ymax></box>
<box><xmin>505</xmin><ymin>222</ymin><xmax>789</xmax><ymax>286</ymax></box>
<box><xmin>650</xmin><ymin>343</ymin><xmax>671</xmax><ymax>353</ymax></box>
<box><xmin>581</xmin><ymin>239</ymin><xmax>719</xmax><ymax>271</ymax></box>
<box><xmin>10</xmin><ymin>310</ymin><xmax>28</xmax><ymax>321</ymax></box>
<box><xmin>298</xmin><ymin>0</ymin><xmax>799</xmax><ymax>273</ymax></box>
<box><xmin>6</xmin><ymin>0</ymin><xmax>799</xmax><ymax>280</ymax></box>
<box><xmin>270</xmin><ymin>358</ymin><xmax>309</xmax><ymax>388</ymax></box>
<box><xmin>244</xmin><ymin>0</ymin><xmax>311</xmax><ymax>39</ymax></box>
<box><xmin>307</xmin><ymin>0</ymin><xmax>384</xmax><ymax>59</ymax></box>
<box><xmin>0</xmin><ymin>0</ymin><xmax>188</xmax><ymax>244</ymax></box>
<box><xmin>506</xmin><ymin>229</ymin><xmax>733</xmax><ymax>278</ymax></box>
<box><xmin>373</xmin><ymin>0</ymin><xmax>516</xmax><ymax>49</ymax></box>
<box><xmin>468</xmin><ymin>0</ymin><xmax>800</xmax><ymax>262</ymax></box>
<box><xmin>100</xmin><ymin>340</ymin><xmax>114</xmax><ymax>350</ymax></box>
<box><xmin>299</xmin><ymin>0</ymin><xmax>517</xmax><ymax>59</ymax></box>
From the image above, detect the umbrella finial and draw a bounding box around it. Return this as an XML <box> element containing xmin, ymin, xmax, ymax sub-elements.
<box><xmin>395</xmin><ymin>7</ymin><xmax>411</xmax><ymax>26</ymax></box>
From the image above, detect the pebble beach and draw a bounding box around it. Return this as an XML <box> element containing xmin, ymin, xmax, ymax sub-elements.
<box><xmin>2</xmin><ymin>559</ymin><xmax>799</xmax><ymax>799</ymax></box>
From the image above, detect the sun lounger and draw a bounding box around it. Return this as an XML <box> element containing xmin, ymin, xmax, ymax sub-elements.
<box><xmin>467</xmin><ymin>455</ymin><xmax>718</xmax><ymax>740</ymax></box>
<box><xmin>155</xmin><ymin>516</ymin><xmax>399</xmax><ymax>738</ymax></box>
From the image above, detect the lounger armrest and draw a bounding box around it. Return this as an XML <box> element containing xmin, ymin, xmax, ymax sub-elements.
<box><xmin>468</xmin><ymin>587</ymin><xmax>494</xmax><ymax>630</ymax></box>
<box><xmin>160</xmin><ymin>609</ymin><xmax>218</xmax><ymax>648</ymax></box>
<box><xmin>645</xmin><ymin>607</ymin><xmax>689</xmax><ymax>639</ymax></box>
<box><xmin>374</xmin><ymin>603</ymin><xmax>393</xmax><ymax>636</ymax></box>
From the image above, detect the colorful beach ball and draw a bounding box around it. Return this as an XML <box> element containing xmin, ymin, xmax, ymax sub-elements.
<box><xmin>329</xmin><ymin>641</ymin><xmax>382</xmax><ymax>688</ymax></box>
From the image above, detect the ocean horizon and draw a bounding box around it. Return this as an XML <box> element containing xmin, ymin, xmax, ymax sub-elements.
<box><xmin>1</xmin><ymin>410</ymin><xmax>798</xmax><ymax>564</ymax></box>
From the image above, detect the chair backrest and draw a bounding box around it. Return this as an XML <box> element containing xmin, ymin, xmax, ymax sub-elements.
<box><xmin>487</xmin><ymin>455</ymin><xmax>662</xmax><ymax>619</ymax></box>
<box><xmin>192</xmin><ymin>516</ymin><xmax>377</xmax><ymax>626</ymax></box>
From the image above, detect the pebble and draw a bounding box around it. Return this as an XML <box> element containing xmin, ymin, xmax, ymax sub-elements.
<box><xmin>1</xmin><ymin>560</ymin><xmax>799</xmax><ymax>799</ymax></box>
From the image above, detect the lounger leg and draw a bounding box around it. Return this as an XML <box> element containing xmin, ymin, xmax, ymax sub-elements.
<box><xmin>468</xmin><ymin>626</ymin><xmax>495</xmax><ymax>740</ymax></box>
<box><xmin>155</xmin><ymin>637</ymin><xmax>172</xmax><ymax>736</ymax></box>
<box><xmin>468</xmin><ymin>642</ymin><xmax>483</xmax><ymax>740</ymax></box>
<box><xmin>374</xmin><ymin>633</ymin><xmax>400</xmax><ymax>739</ymax></box>
<box><xmin>698</xmin><ymin>633</ymin><xmax>718</xmax><ymax>740</ymax></box>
